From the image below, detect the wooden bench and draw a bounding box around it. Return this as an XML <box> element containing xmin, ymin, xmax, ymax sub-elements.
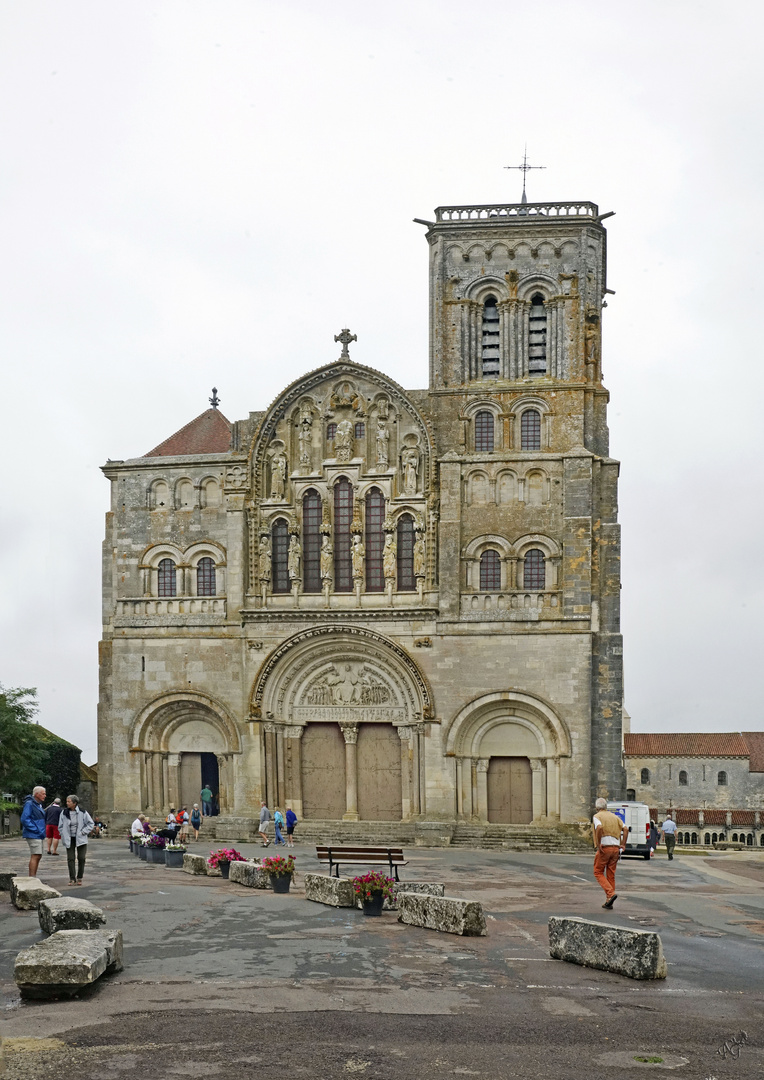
<box><xmin>316</xmin><ymin>846</ymin><xmax>408</xmax><ymax>881</ymax></box>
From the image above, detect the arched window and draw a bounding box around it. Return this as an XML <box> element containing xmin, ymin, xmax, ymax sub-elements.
<box><xmin>151</xmin><ymin>479</ymin><xmax>170</xmax><ymax>510</ymax></box>
<box><xmin>712</xmin><ymin>833</ymin><xmax>718</xmax><ymax>844</ymax></box>
<box><xmin>528</xmin><ymin>293</ymin><xmax>547</xmax><ymax>374</ymax></box>
<box><xmin>747</xmin><ymin>833</ymin><xmax>753</xmax><ymax>846</ymax></box>
<box><xmin>521</xmin><ymin>409</ymin><xmax>541</xmax><ymax>451</ymax></box>
<box><xmin>271</xmin><ymin>519</ymin><xmax>290</xmax><ymax>594</ymax></box>
<box><xmin>523</xmin><ymin>549</ymin><xmax>545</xmax><ymax>591</ymax></box>
<box><xmin>333</xmin><ymin>477</ymin><xmax>353</xmax><ymax>592</ymax></box>
<box><xmin>474</xmin><ymin>410</ymin><xmax>495</xmax><ymax>453</ymax></box>
<box><xmin>692</xmin><ymin>832</ymin><xmax>698</xmax><ymax>845</ymax></box>
<box><xmin>157</xmin><ymin>558</ymin><xmax>176</xmax><ymax>597</ymax></box>
<box><xmin>626</xmin><ymin>789</ymin><xmax>636</xmax><ymax>802</ymax></box>
<box><xmin>479</xmin><ymin>549</ymin><xmax>501</xmax><ymax>591</ymax></box>
<box><xmin>326</xmin><ymin>422</ymin><xmax>337</xmax><ymax>443</ymax></box>
<box><xmin>704</xmin><ymin>833</ymin><xmax>710</xmax><ymax>845</ymax></box>
<box><xmin>197</xmin><ymin>557</ymin><xmax>216</xmax><ymax>597</ymax></box>
<box><xmin>732</xmin><ymin>833</ymin><xmax>738</xmax><ymax>842</ymax></box>
<box><xmin>397</xmin><ymin>514</ymin><xmax>416</xmax><ymax>591</ymax></box>
<box><xmin>481</xmin><ymin>296</ymin><xmax>500</xmax><ymax>377</ymax></box>
<box><xmin>760</xmin><ymin>835</ymin><xmax>764</xmax><ymax>847</ymax></box>
<box><xmin>679</xmin><ymin>770</ymin><xmax>688</xmax><ymax>786</ymax></box>
<box><xmin>640</xmin><ymin>768</ymin><xmax>651</xmax><ymax>786</ymax></box>
<box><xmin>717</xmin><ymin>771</ymin><xmax>727</xmax><ymax>786</ymax></box>
<box><xmin>302</xmin><ymin>490</ymin><xmax>322</xmax><ymax>593</ymax></box>
<box><xmin>354</xmin><ymin>422</ymin><xmax>365</xmax><ymax>439</ymax></box>
<box><xmin>365</xmin><ymin>488</ymin><xmax>385</xmax><ymax>592</ymax></box>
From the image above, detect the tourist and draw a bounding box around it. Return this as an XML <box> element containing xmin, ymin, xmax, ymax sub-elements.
<box><xmin>45</xmin><ymin>797</ymin><xmax>63</xmax><ymax>856</ymax></box>
<box><xmin>285</xmin><ymin>806</ymin><xmax>297</xmax><ymax>848</ymax></box>
<box><xmin>59</xmin><ymin>794</ymin><xmax>95</xmax><ymax>886</ymax></box>
<box><xmin>165</xmin><ymin>808</ymin><xmax>179</xmax><ymax>841</ymax></box>
<box><xmin>649</xmin><ymin>820</ymin><xmax>660</xmax><ymax>856</ymax></box>
<box><xmin>200</xmin><ymin>785</ymin><xmax>213</xmax><ymax>816</ymax></box>
<box><xmin>177</xmin><ymin>806</ymin><xmax>189</xmax><ymax>842</ymax></box>
<box><xmin>592</xmin><ymin>797</ymin><xmax>628</xmax><ymax>909</ymax></box>
<box><xmin>131</xmin><ymin>814</ymin><xmax>146</xmax><ymax>838</ymax></box>
<box><xmin>142</xmin><ymin>817</ymin><xmax>154</xmax><ymax>835</ymax></box>
<box><xmin>258</xmin><ymin>801</ymin><xmax>271</xmax><ymax>847</ymax></box>
<box><xmin>274</xmin><ymin>808</ymin><xmax>286</xmax><ymax>846</ymax></box>
<box><xmin>190</xmin><ymin>804</ymin><xmax>202</xmax><ymax>841</ymax></box>
<box><xmin>661</xmin><ymin>814</ymin><xmax>678</xmax><ymax>860</ymax></box>
<box><xmin>20</xmin><ymin>786</ymin><xmax>47</xmax><ymax>877</ymax></box>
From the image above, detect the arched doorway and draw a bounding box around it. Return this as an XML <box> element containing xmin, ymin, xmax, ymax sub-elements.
<box><xmin>487</xmin><ymin>757</ymin><xmax>532</xmax><ymax>824</ymax></box>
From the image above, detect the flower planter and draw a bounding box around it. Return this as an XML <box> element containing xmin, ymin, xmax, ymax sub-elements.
<box><xmin>135</xmin><ymin>843</ymin><xmax>143</xmax><ymax>857</ymax></box>
<box><xmin>165</xmin><ymin>849</ymin><xmax>185</xmax><ymax>868</ymax></box>
<box><xmin>270</xmin><ymin>874</ymin><xmax>291</xmax><ymax>894</ymax></box>
<box><xmin>219</xmin><ymin>861</ymin><xmax>231</xmax><ymax>879</ymax></box>
<box><xmin>139</xmin><ymin>845</ymin><xmax>147</xmax><ymax>860</ymax></box>
<box><xmin>361</xmin><ymin>894</ymin><xmax>385</xmax><ymax>917</ymax></box>
<box><xmin>128</xmin><ymin>839</ymin><xmax>134</xmax><ymax>852</ymax></box>
<box><xmin>145</xmin><ymin>847</ymin><xmax>166</xmax><ymax>864</ymax></box>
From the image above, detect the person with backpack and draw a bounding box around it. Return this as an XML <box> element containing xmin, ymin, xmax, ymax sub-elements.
<box><xmin>190</xmin><ymin>804</ymin><xmax>202</xmax><ymax>841</ymax></box>
<box><xmin>59</xmin><ymin>794</ymin><xmax>95</xmax><ymax>886</ymax></box>
<box><xmin>177</xmin><ymin>806</ymin><xmax>189</xmax><ymax>842</ymax></box>
<box><xmin>285</xmin><ymin>806</ymin><xmax>297</xmax><ymax>848</ymax></box>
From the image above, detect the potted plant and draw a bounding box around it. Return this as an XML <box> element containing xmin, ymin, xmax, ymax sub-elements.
<box><xmin>261</xmin><ymin>854</ymin><xmax>296</xmax><ymax>893</ymax></box>
<box><xmin>165</xmin><ymin>841</ymin><xmax>187</xmax><ymax>868</ymax></box>
<box><xmin>144</xmin><ymin>834</ymin><xmax>166</xmax><ymax>864</ymax></box>
<box><xmin>207</xmin><ymin>847</ymin><xmax>246</xmax><ymax>879</ymax></box>
<box><xmin>352</xmin><ymin>871</ymin><xmax>394</xmax><ymax>916</ymax></box>
<box><xmin>138</xmin><ymin>836</ymin><xmax>148</xmax><ymax>860</ymax></box>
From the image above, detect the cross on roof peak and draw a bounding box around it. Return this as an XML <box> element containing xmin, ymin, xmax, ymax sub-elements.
<box><xmin>209</xmin><ymin>387</ymin><xmax>220</xmax><ymax>409</ymax></box>
<box><xmin>334</xmin><ymin>328</ymin><xmax>357</xmax><ymax>361</ymax></box>
<box><xmin>504</xmin><ymin>147</ymin><xmax>546</xmax><ymax>204</ymax></box>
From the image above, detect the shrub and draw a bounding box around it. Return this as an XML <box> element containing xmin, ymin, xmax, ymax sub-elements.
<box><xmin>261</xmin><ymin>854</ymin><xmax>295</xmax><ymax>877</ymax></box>
<box><xmin>207</xmin><ymin>847</ymin><xmax>245</xmax><ymax>869</ymax></box>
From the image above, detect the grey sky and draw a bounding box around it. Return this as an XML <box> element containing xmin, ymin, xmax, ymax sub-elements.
<box><xmin>2</xmin><ymin>1</ymin><xmax>763</xmax><ymax>763</ymax></box>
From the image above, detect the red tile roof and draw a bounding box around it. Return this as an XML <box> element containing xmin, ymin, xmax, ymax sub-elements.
<box><xmin>731</xmin><ymin>810</ymin><xmax>756</xmax><ymax>826</ymax></box>
<box><xmin>742</xmin><ymin>732</ymin><xmax>764</xmax><ymax>773</ymax></box>
<box><xmin>700</xmin><ymin>809</ymin><xmax>728</xmax><ymax>825</ymax></box>
<box><xmin>145</xmin><ymin>409</ymin><xmax>232</xmax><ymax>457</ymax></box>
<box><xmin>623</xmin><ymin>733</ymin><xmax>750</xmax><ymax>758</ymax></box>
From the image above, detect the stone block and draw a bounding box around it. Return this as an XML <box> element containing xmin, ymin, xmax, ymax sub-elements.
<box><xmin>355</xmin><ymin>881</ymin><xmax>446</xmax><ymax>911</ymax></box>
<box><xmin>397</xmin><ymin>893</ymin><xmax>487</xmax><ymax>936</ymax></box>
<box><xmin>38</xmin><ymin>897</ymin><xmax>106</xmax><ymax>934</ymax></box>
<box><xmin>0</xmin><ymin>869</ymin><xmax>18</xmax><ymax>891</ymax></box>
<box><xmin>14</xmin><ymin>929</ymin><xmax>123</xmax><ymax>999</ymax></box>
<box><xmin>548</xmin><ymin>916</ymin><xmax>667</xmax><ymax>980</ymax></box>
<box><xmin>414</xmin><ymin>821</ymin><xmax>455</xmax><ymax>847</ymax></box>
<box><xmin>229</xmin><ymin>860</ymin><xmax>270</xmax><ymax>889</ymax></box>
<box><xmin>10</xmin><ymin>877</ymin><xmax>61</xmax><ymax>911</ymax></box>
<box><xmin>182</xmin><ymin>853</ymin><xmax>212</xmax><ymax>876</ymax></box>
<box><xmin>305</xmin><ymin>873</ymin><xmax>355</xmax><ymax>907</ymax></box>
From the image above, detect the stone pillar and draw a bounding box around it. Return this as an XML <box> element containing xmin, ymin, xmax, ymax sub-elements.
<box><xmin>275</xmin><ymin>724</ymin><xmax>287</xmax><ymax>808</ymax></box>
<box><xmin>263</xmin><ymin>722</ymin><xmax>277</xmax><ymax>809</ymax></box>
<box><xmin>546</xmin><ymin>757</ymin><xmax>560</xmax><ymax>820</ymax></box>
<box><xmin>530</xmin><ymin>758</ymin><xmax>547</xmax><ymax>822</ymax></box>
<box><xmin>168</xmin><ymin>753</ymin><xmax>181</xmax><ymax>810</ymax></box>
<box><xmin>456</xmin><ymin>757</ymin><xmax>464</xmax><ymax>818</ymax></box>
<box><xmin>161</xmin><ymin>753</ymin><xmax>169</xmax><ymax>814</ymax></box>
<box><xmin>411</xmin><ymin>726</ymin><xmax>421</xmax><ymax>817</ymax></box>
<box><xmin>470</xmin><ymin>759</ymin><xmax>478</xmax><ymax>821</ymax></box>
<box><xmin>143</xmin><ymin>752</ymin><xmax>153</xmax><ymax>810</ymax></box>
<box><xmin>417</xmin><ymin>725</ymin><xmax>427</xmax><ymax>817</ymax></box>
<box><xmin>475</xmin><ymin>758</ymin><xmax>489</xmax><ymax>823</ymax></box>
<box><xmin>340</xmin><ymin>723</ymin><xmax>360</xmax><ymax>821</ymax></box>
<box><xmin>398</xmin><ymin>726</ymin><xmax>413</xmax><ymax>820</ymax></box>
<box><xmin>284</xmin><ymin>725</ymin><xmax>304</xmax><ymax>819</ymax></box>
<box><xmin>217</xmin><ymin>753</ymin><xmax>232</xmax><ymax>813</ymax></box>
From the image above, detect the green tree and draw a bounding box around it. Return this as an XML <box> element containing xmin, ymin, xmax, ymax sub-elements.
<box><xmin>0</xmin><ymin>684</ymin><xmax>41</xmax><ymax>795</ymax></box>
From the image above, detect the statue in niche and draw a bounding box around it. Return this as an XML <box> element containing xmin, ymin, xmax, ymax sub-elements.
<box><xmin>269</xmin><ymin>450</ymin><xmax>287</xmax><ymax>500</ymax></box>
<box><xmin>413</xmin><ymin>531</ymin><xmax>426</xmax><ymax>579</ymax></box>
<box><xmin>330</xmin><ymin>381</ymin><xmax>360</xmax><ymax>410</ymax></box>
<box><xmin>258</xmin><ymin>535</ymin><xmax>271</xmax><ymax>584</ymax></box>
<box><xmin>334</xmin><ymin>418</ymin><xmax>354</xmax><ymax>462</ymax></box>
<box><xmin>298</xmin><ymin>412</ymin><xmax>313</xmax><ymax>471</ymax></box>
<box><xmin>287</xmin><ymin>534</ymin><xmax>301</xmax><ymax>585</ymax></box>
<box><xmin>401</xmin><ymin>440</ymin><xmax>420</xmax><ymax>496</ymax></box>
<box><xmin>383</xmin><ymin>533</ymin><xmax>397</xmax><ymax>582</ymax></box>
<box><xmin>351</xmin><ymin>534</ymin><xmax>365</xmax><ymax>581</ymax></box>
<box><xmin>320</xmin><ymin>534</ymin><xmax>333</xmax><ymax>582</ymax></box>
<box><xmin>375</xmin><ymin>418</ymin><xmax>390</xmax><ymax>468</ymax></box>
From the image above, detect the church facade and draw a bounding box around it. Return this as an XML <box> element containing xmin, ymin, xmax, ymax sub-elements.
<box><xmin>98</xmin><ymin>196</ymin><xmax>624</xmax><ymax>832</ymax></box>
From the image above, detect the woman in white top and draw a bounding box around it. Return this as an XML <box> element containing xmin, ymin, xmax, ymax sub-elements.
<box><xmin>59</xmin><ymin>794</ymin><xmax>95</xmax><ymax>886</ymax></box>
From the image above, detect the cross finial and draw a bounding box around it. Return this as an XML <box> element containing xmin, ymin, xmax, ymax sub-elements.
<box><xmin>504</xmin><ymin>146</ymin><xmax>546</xmax><ymax>204</ymax></box>
<box><xmin>334</xmin><ymin>328</ymin><xmax>357</xmax><ymax>361</ymax></box>
<box><xmin>209</xmin><ymin>387</ymin><xmax>220</xmax><ymax>409</ymax></box>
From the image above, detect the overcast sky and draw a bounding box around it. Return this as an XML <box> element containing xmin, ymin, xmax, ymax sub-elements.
<box><xmin>2</xmin><ymin>1</ymin><xmax>763</xmax><ymax>763</ymax></box>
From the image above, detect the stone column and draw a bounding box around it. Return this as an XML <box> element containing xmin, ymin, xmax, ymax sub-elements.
<box><xmin>455</xmin><ymin>757</ymin><xmax>464</xmax><ymax>818</ymax></box>
<box><xmin>161</xmin><ymin>753</ymin><xmax>169</xmax><ymax>814</ymax></box>
<box><xmin>410</xmin><ymin>725</ymin><xmax>421</xmax><ymax>817</ymax></box>
<box><xmin>529</xmin><ymin>758</ymin><xmax>547</xmax><ymax>822</ymax></box>
<box><xmin>263</xmin><ymin>722</ymin><xmax>277</xmax><ymax>809</ymax></box>
<box><xmin>143</xmin><ymin>752</ymin><xmax>153</xmax><ymax>810</ymax></box>
<box><xmin>217</xmin><ymin>753</ymin><xmax>232</xmax><ymax>813</ymax></box>
<box><xmin>398</xmin><ymin>726</ymin><xmax>414</xmax><ymax>820</ymax></box>
<box><xmin>168</xmin><ymin>753</ymin><xmax>181</xmax><ymax>810</ymax></box>
<box><xmin>417</xmin><ymin>725</ymin><xmax>427</xmax><ymax>817</ymax></box>
<box><xmin>284</xmin><ymin>725</ymin><xmax>304</xmax><ymax>819</ymax></box>
<box><xmin>275</xmin><ymin>724</ymin><xmax>287</xmax><ymax>808</ymax></box>
<box><xmin>475</xmin><ymin>758</ymin><xmax>489</xmax><ymax>823</ymax></box>
<box><xmin>470</xmin><ymin>759</ymin><xmax>478</xmax><ymax>821</ymax></box>
<box><xmin>340</xmin><ymin>723</ymin><xmax>360</xmax><ymax>821</ymax></box>
<box><xmin>546</xmin><ymin>757</ymin><xmax>560</xmax><ymax>820</ymax></box>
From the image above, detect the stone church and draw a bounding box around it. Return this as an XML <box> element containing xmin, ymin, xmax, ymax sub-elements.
<box><xmin>98</xmin><ymin>194</ymin><xmax>624</xmax><ymax>836</ymax></box>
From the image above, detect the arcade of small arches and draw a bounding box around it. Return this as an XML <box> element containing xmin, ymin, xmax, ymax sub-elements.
<box><xmin>462</xmin><ymin>399</ymin><xmax>551</xmax><ymax>454</ymax></box>
<box><xmin>139</xmin><ymin>543</ymin><xmax>227</xmax><ymax>598</ymax></box>
<box><xmin>148</xmin><ymin>475</ymin><xmax>223</xmax><ymax>511</ymax></box>
<box><xmin>462</xmin><ymin>535</ymin><xmax>561</xmax><ymax>595</ymax></box>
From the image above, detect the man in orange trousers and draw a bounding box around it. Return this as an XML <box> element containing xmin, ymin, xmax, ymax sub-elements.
<box><xmin>592</xmin><ymin>797</ymin><xmax>629</xmax><ymax>909</ymax></box>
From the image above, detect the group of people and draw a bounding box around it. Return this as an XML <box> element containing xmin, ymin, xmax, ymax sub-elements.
<box><xmin>130</xmin><ymin>804</ymin><xmax>204</xmax><ymax>843</ymax></box>
<box><xmin>592</xmin><ymin>799</ymin><xmax>680</xmax><ymax>909</ymax></box>
<box><xmin>258</xmin><ymin>803</ymin><xmax>297</xmax><ymax>847</ymax></box>
<box><xmin>20</xmin><ymin>786</ymin><xmax>95</xmax><ymax>885</ymax></box>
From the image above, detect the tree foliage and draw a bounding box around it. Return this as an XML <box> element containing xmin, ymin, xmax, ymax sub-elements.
<box><xmin>0</xmin><ymin>684</ymin><xmax>82</xmax><ymax>799</ymax></box>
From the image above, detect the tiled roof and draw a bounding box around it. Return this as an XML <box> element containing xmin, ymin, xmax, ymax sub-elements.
<box><xmin>700</xmin><ymin>809</ymin><xmax>727</xmax><ymax>825</ymax></box>
<box><xmin>648</xmin><ymin>808</ymin><xmax>759</xmax><ymax>827</ymax></box>
<box><xmin>623</xmin><ymin>733</ymin><xmax>750</xmax><ymax>758</ymax></box>
<box><xmin>675</xmin><ymin>809</ymin><xmax>700</xmax><ymax>825</ymax></box>
<box><xmin>742</xmin><ymin>732</ymin><xmax>764</xmax><ymax>773</ymax></box>
<box><xmin>79</xmin><ymin>762</ymin><xmax>98</xmax><ymax>783</ymax></box>
<box><xmin>731</xmin><ymin>810</ymin><xmax>756</xmax><ymax>826</ymax></box>
<box><xmin>145</xmin><ymin>409</ymin><xmax>232</xmax><ymax>457</ymax></box>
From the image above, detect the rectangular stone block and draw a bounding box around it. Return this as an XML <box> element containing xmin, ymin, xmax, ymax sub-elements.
<box><xmin>0</xmin><ymin>870</ymin><xmax>18</xmax><ymax>891</ymax></box>
<box><xmin>305</xmin><ymin>873</ymin><xmax>356</xmax><ymax>907</ymax></box>
<box><xmin>397</xmin><ymin>893</ymin><xmax>487</xmax><ymax>936</ymax></box>
<box><xmin>10</xmin><ymin>877</ymin><xmax>62</xmax><ymax>911</ymax></box>
<box><xmin>14</xmin><ymin>929</ymin><xmax>123</xmax><ymax>999</ymax></box>
<box><xmin>182</xmin><ymin>853</ymin><xmax>208</xmax><ymax>875</ymax></box>
<box><xmin>38</xmin><ymin>897</ymin><xmax>106</xmax><ymax>934</ymax></box>
<box><xmin>548</xmin><ymin>916</ymin><xmax>667</xmax><ymax>980</ymax></box>
<box><xmin>229</xmin><ymin>860</ymin><xmax>270</xmax><ymax>889</ymax></box>
<box><xmin>356</xmin><ymin>881</ymin><xmax>446</xmax><ymax>911</ymax></box>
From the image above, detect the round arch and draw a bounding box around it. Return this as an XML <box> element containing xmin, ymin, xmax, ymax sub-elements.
<box><xmin>130</xmin><ymin>691</ymin><xmax>241</xmax><ymax>754</ymax></box>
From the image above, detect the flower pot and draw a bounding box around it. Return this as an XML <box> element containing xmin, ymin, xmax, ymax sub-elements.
<box><xmin>135</xmin><ymin>843</ymin><xmax>143</xmax><ymax>856</ymax></box>
<box><xmin>139</xmin><ymin>845</ymin><xmax>147</xmax><ymax>860</ymax></box>
<box><xmin>128</xmin><ymin>839</ymin><xmax>134</xmax><ymax>852</ymax></box>
<box><xmin>361</xmin><ymin>893</ymin><xmax>385</xmax><ymax>916</ymax></box>
<box><xmin>219</xmin><ymin>861</ymin><xmax>231</xmax><ymax>879</ymax></box>
<box><xmin>270</xmin><ymin>874</ymin><xmax>291</xmax><ymax>894</ymax></box>
<box><xmin>165</xmin><ymin>849</ymin><xmax>185</xmax><ymax>868</ymax></box>
<box><xmin>145</xmin><ymin>847</ymin><xmax>166</xmax><ymax>864</ymax></box>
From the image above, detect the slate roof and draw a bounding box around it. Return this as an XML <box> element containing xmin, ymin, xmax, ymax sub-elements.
<box><xmin>145</xmin><ymin>409</ymin><xmax>232</xmax><ymax>457</ymax></box>
<box><xmin>623</xmin><ymin>733</ymin><xmax>750</xmax><ymax>758</ymax></box>
<box><xmin>742</xmin><ymin>732</ymin><xmax>764</xmax><ymax>773</ymax></box>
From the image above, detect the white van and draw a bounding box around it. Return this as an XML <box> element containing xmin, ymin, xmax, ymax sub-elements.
<box><xmin>607</xmin><ymin>801</ymin><xmax>652</xmax><ymax>860</ymax></box>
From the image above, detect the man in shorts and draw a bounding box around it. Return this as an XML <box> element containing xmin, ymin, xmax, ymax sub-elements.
<box><xmin>21</xmin><ymin>786</ymin><xmax>47</xmax><ymax>876</ymax></box>
<box><xmin>45</xmin><ymin>797</ymin><xmax>62</xmax><ymax>855</ymax></box>
<box><xmin>259</xmin><ymin>801</ymin><xmax>271</xmax><ymax>847</ymax></box>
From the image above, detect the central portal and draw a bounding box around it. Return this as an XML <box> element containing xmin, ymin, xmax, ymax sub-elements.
<box><xmin>487</xmin><ymin>756</ymin><xmax>533</xmax><ymax>824</ymax></box>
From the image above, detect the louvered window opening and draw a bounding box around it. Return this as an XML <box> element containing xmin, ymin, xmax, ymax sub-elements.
<box><xmin>479</xmin><ymin>549</ymin><xmax>501</xmax><ymax>591</ymax></box>
<box><xmin>197</xmin><ymin>557</ymin><xmax>216</xmax><ymax>597</ymax></box>
<box><xmin>474</xmin><ymin>410</ymin><xmax>495</xmax><ymax>453</ymax></box>
<box><xmin>397</xmin><ymin>514</ymin><xmax>416</xmax><ymax>591</ymax></box>
<box><xmin>271</xmin><ymin>519</ymin><xmax>290</xmax><ymax>594</ymax></box>
<box><xmin>302</xmin><ymin>490</ymin><xmax>322</xmax><ymax>593</ymax></box>
<box><xmin>521</xmin><ymin>409</ymin><xmax>541</xmax><ymax>451</ymax></box>
<box><xmin>158</xmin><ymin>558</ymin><xmax>176</xmax><ymax>597</ymax></box>
<box><xmin>481</xmin><ymin>296</ymin><xmax>500</xmax><ymax>377</ymax></box>
<box><xmin>365</xmin><ymin>488</ymin><xmax>385</xmax><ymax>592</ymax></box>
<box><xmin>333</xmin><ymin>478</ymin><xmax>353</xmax><ymax>592</ymax></box>
<box><xmin>523</xmin><ymin>549</ymin><xmax>545</xmax><ymax>591</ymax></box>
<box><xmin>528</xmin><ymin>293</ymin><xmax>547</xmax><ymax>374</ymax></box>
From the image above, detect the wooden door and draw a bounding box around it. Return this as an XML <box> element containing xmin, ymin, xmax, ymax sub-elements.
<box><xmin>487</xmin><ymin>756</ymin><xmax>533</xmax><ymax>824</ymax></box>
<box><xmin>357</xmin><ymin>724</ymin><xmax>402</xmax><ymax>821</ymax></box>
<box><xmin>301</xmin><ymin>723</ymin><xmax>346</xmax><ymax>819</ymax></box>
<box><xmin>179</xmin><ymin>753</ymin><xmax>202</xmax><ymax>811</ymax></box>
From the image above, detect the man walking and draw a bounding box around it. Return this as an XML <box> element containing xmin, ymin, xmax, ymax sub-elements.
<box><xmin>258</xmin><ymin>801</ymin><xmax>271</xmax><ymax>847</ymax></box>
<box><xmin>200</xmin><ymin>785</ymin><xmax>213</xmax><ymax>817</ymax></box>
<box><xmin>45</xmin><ymin>797</ymin><xmax>62</xmax><ymax>855</ymax></box>
<box><xmin>661</xmin><ymin>814</ymin><xmax>678</xmax><ymax>860</ymax></box>
<box><xmin>20</xmin><ymin>786</ymin><xmax>47</xmax><ymax>877</ymax></box>
<box><xmin>592</xmin><ymin>797</ymin><xmax>628</xmax><ymax>909</ymax></box>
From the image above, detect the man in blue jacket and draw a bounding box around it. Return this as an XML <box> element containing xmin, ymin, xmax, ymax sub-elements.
<box><xmin>20</xmin><ymin>785</ymin><xmax>47</xmax><ymax>877</ymax></box>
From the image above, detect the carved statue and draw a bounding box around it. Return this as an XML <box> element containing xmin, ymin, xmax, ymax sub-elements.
<box><xmin>258</xmin><ymin>536</ymin><xmax>271</xmax><ymax>583</ymax></box>
<box><xmin>270</xmin><ymin>451</ymin><xmax>287</xmax><ymax>500</ymax></box>
<box><xmin>287</xmin><ymin>534</ymin><xmax>301</xmax><ymax>584</ymax></box>
<box><xmin>375</xmin><ymin>419</ymin><xmax>390</xmax><ymax>468</ymax></box>
<box><xmin>298</xmin><ymin>420</ymin><xmax>312</xmax><ymax>470</ymax></box>
<box><xmin>320</xmin><ymin>534</ymin><xmax>333</xmax><ymax>582</ymax></box>
<box><xmin>401</xmin><ymin>442</ymin><xmax>420</xmax><ymax>495</ymax></box>
<box><xmin>351</xmin><ymin>534</ymin><xmax>365</xmax><ymax>580</ymax></box>
<box><xmin>383</xmin><ymin>533</ymin><xmax>397</xmax><ymax>581</ymax></box>
<box><xmin>334</xmin><ymin>419</ymin><xmax>354</xmax><ymax>462</ymax></box>
<box><xmin>413</xmin><ymin>532</ymin><xmax>426</xmax><ymax>579</ymax></box>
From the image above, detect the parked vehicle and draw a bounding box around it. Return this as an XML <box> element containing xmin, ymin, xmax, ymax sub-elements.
<box><xmin>607</xmin><ymin>800</ymin><xmax>652</xmax><ymax>860</ymax></box>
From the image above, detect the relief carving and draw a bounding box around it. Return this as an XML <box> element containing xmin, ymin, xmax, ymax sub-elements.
<box><xmin>303</xmin><ymin>663</ymin><xmax>392</xmax><ymax>706</ymax></box>
<box><xmin>334</xmin><ymin>418</ymin><xmax>354</xmax><ymax>462</ymax></box>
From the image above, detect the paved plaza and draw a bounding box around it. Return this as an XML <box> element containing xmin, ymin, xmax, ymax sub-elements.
<box><xmin>1</xmin><ymin>838</ymin><xmax>764</xmax><ymax>1078</ymax></box>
